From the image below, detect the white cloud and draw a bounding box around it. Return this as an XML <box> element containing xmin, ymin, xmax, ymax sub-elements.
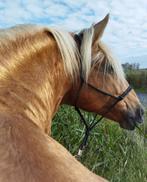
<box><xmin>0</xmin><ymin>0</ymin><xmax>147</xmax><ymax>66</ymax></box>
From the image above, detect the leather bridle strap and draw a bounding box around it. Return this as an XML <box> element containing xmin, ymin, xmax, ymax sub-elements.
<box><xmin>86</xmin><ymin>81</ymin><xmax>132</xmax><ymax>100</ymax></box>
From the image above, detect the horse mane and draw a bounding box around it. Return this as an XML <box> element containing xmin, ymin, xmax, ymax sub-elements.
<box><xmin>0</xmin><ymin>24</ymin><xmax>125</xmax><ymax>83</ymax></box>
<box><xmin>0</xmin><ymin>25</ymin><xmax>80</xmax><ymax>81</ymax></box>
<box><xmin>48</xmin><ymin>28</ymin><xmax>80</xmax><ymax>79</ymax></box>
<box><xmin>80</xmin><ymin>26</ymin><xmax>125</xmax><ymax>82</ymax></box>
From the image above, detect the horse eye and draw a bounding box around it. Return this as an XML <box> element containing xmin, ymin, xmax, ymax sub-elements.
<box><xmin>107</xmin><ymin>64</ymin><xmax>114</xmax><ymax>74</ymax></box>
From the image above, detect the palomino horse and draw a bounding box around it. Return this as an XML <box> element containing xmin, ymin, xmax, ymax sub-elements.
<box><xmin>0</xmin><ymin>14</ymin><xmax>144</xmax><ymax>182</ymax></box>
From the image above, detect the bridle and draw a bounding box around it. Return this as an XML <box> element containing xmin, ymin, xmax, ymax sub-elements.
<box><xmin>74</xmin><ymin>34</ymin><xmax>132</xmax><ymax>157</ymax></box>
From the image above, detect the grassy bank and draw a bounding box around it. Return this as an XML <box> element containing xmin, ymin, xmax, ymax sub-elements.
<box><xmin>126</xmin><ymin>69</ymin><xmax>147</xmax><ymax>92</ymax></box>
<box><xmin>52</xmin><ymin>106</ymin><xmax>147</xmax><ymax>182</ymax></box>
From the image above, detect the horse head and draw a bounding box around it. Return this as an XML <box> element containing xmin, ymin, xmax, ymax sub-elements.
<box><xmin>64</xmin><ymin>14</ymin><xmax>144</xmax><ymax>130</ymax></box>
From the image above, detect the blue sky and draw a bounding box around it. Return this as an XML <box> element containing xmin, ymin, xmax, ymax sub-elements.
<box><xmin>0</xmin><ymin>0</ymin><xmax>147</xmax><ymax>68</ymax></box>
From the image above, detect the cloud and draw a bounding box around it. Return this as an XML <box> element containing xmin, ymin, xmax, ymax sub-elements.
<box><xmin>0</xmin><ymin>0</ymin><xmax>147</xmax><ymax>66</ymax></box>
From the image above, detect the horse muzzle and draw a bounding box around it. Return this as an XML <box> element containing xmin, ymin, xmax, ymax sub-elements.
<box><xmin>120</xmin><ymin>105</ymin><xmax>144</xmax><ymax>130</ymax></box>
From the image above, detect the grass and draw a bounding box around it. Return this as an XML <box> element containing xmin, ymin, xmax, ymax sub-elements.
<box><xmin>52</xmin><ymin>105</ymin><xmax>147</xmax><ymax>182</ymax></box>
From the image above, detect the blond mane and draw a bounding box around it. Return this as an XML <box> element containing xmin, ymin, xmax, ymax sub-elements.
<box><xmin>0</xmin><ymin>25</ymin><xmax>80</xmax><ymax>81</ymax></box>
<box><xmin>0</xmin><ymin>24</ymin><xmax>125</xmax><ymax>83</ymax></box>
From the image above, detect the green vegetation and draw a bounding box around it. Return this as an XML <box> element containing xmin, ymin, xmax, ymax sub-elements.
<box><xmin>122</xmin><ymin>63</ymin><xmax>147</xmax><ymax>92</ymax></box>
<box><xmin>52</xmin><ymin>106</ymin><xmax>147</xmax><ymax>182</ymax></box>
<box><xmin>126</xmin><ymin>69</ymin><xmax>147</xmax><ymax>92</ymax></box>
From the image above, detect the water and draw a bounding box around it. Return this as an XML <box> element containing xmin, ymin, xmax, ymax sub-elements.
<box><xmin>137</xmin><ymin>93</ymin><xmax>147</xmax><ymax>107</ymax></box>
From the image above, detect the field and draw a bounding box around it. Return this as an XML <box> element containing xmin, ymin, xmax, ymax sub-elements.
<box><xmin>52</xmin><ymin>105</ymin><xmax>147</xmax><ymax>182</ymax></box>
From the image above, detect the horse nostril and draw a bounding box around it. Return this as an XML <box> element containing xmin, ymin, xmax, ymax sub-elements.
<box><xmin>136</xmin><ymin>106</ymin><xmax>144</xmax><ymax>123</ymax></box>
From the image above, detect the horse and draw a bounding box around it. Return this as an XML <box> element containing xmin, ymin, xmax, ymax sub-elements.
<box><xmin>0</xmin><ymin>14</ymin><xmax>144</xmax><ymax>182</ymax></box>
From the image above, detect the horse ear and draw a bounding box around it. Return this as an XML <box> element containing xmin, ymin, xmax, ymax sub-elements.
<box><xmin>93</xmin><ymin>14</ymin><xmax>109</xmax><ymax>44</ymax></box>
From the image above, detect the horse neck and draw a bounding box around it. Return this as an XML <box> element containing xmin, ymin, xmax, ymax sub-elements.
<box><xmin>0</xmin><ymin>32</ymin><xmax>71</xmax><ymax>134</ymax></box>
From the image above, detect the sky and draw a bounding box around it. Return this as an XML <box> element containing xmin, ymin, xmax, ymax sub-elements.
<box><xmin>0</xmin><ymin>0</ymin><xmax>147</xmax><ymax>68</ymax></box>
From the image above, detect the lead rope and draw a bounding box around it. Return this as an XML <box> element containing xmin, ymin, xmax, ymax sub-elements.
<box><xmin>75</xmin><ymin>107</ymin><xmax>103</xmax><ymax>157</ymax></box>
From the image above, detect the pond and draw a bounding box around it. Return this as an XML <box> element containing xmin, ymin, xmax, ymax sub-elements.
<box><xmin>137</xmin><ymin>93</ymin><xmax>147</xmax><ymax>108</ymax></box>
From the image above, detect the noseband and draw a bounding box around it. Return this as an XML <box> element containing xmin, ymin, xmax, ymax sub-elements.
<box><xmin>74</xmin><ymin>34</ymin><xmax>132</xmax><ymax>156</ymax></box>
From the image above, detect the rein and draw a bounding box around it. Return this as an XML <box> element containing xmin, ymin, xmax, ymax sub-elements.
<box><xmin>74</xmin><ymin>34</ymin><xmax>132</xmax><ymax>157</ymax></box>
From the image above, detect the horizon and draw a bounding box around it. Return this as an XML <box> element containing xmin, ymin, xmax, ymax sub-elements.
<box><xmin>121</xmin><ymin>55</ymin><xmax>147</xmax><ymax>69</ymax></box>
<box><xmin>0</xmin><ymin>0</ymin><xmax>147</xmax><ymax>68</ymax></box>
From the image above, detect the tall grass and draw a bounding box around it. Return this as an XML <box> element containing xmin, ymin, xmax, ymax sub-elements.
<box><xmin>52</xmin><ymin>106</ymin><xmax>147</xmax><ymax>182</ymax></box>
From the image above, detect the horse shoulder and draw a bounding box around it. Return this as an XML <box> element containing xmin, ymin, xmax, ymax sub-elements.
<box><xmin>0</xmin><ymin>113</ymin><xmax>107</xmax><ymax>182</ymax></box>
